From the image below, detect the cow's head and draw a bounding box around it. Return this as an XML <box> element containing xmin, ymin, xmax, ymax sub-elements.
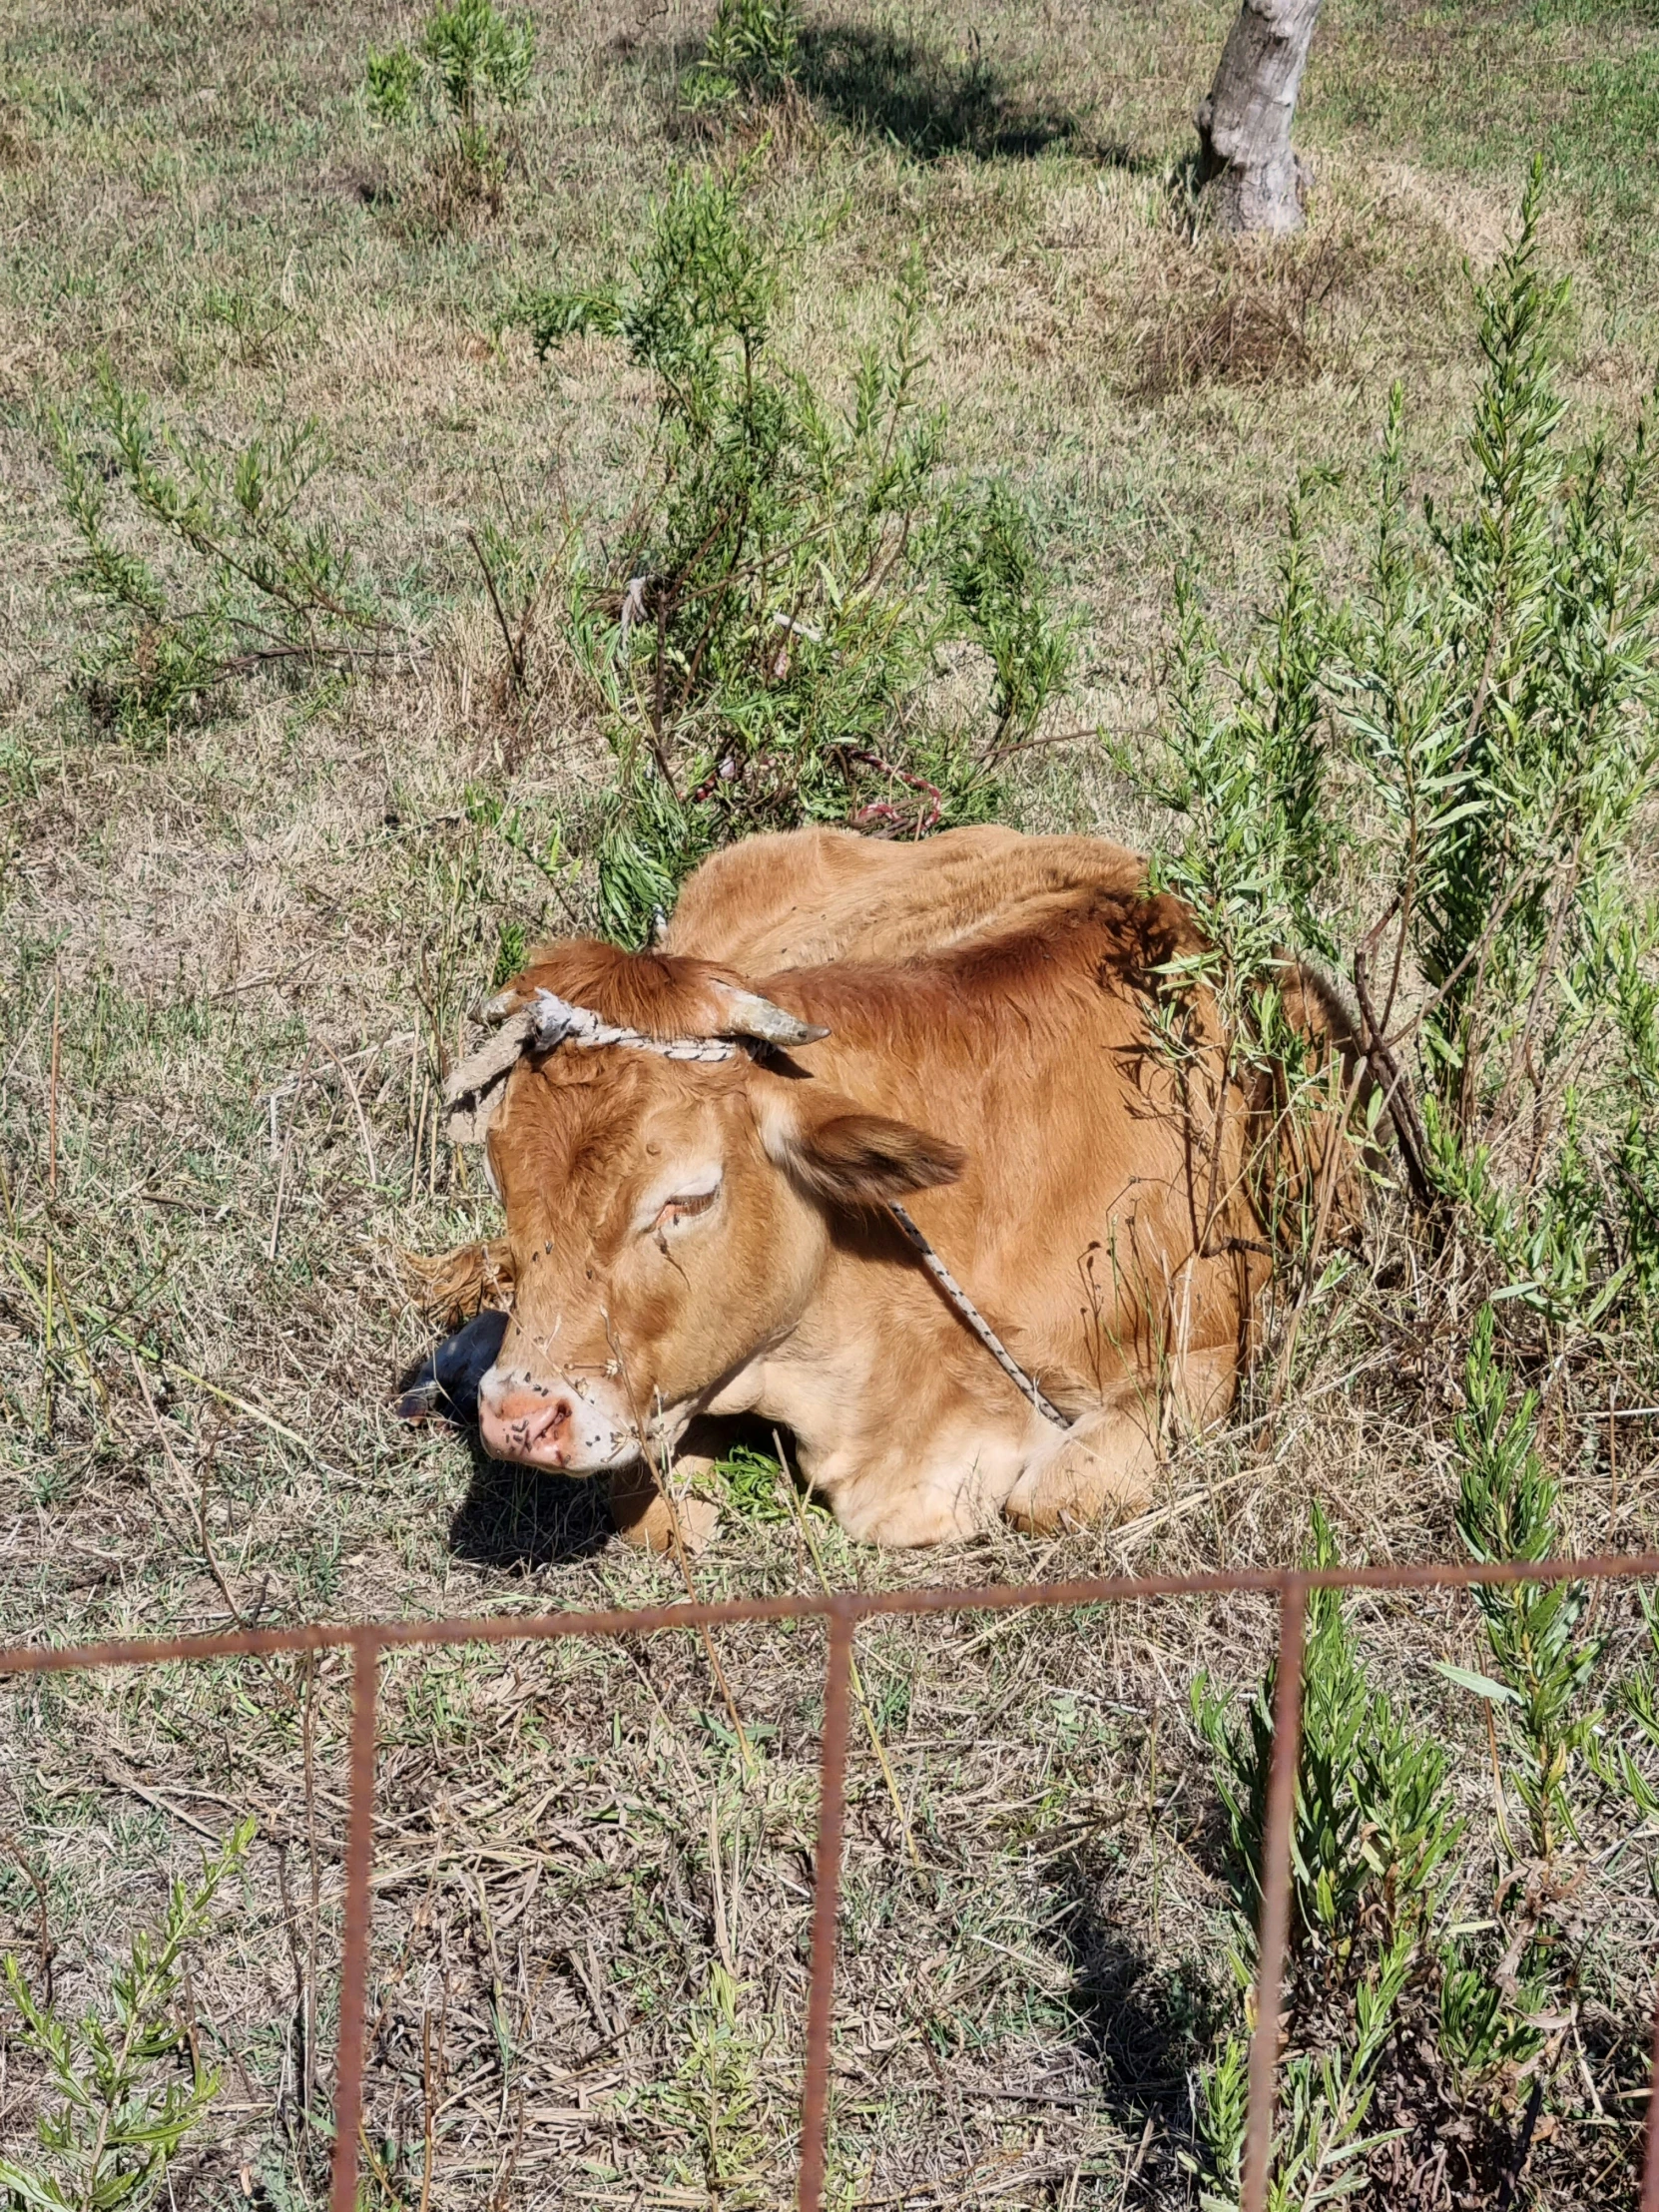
<box><xmin>452</xmin><ymin>941</ymin><xmax>963</xmax><ymax>1474</ymax></box>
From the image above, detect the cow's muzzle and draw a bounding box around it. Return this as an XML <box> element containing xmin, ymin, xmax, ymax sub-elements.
<box><xmin>476</xmin><ymin>1367</ymin><xmax>639</xmax><ymax>1473</ymax></box>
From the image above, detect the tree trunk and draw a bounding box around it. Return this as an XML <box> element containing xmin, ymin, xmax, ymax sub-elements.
<box><xmin>1194</xmin><ymin>0</ymin><xmax>1324</xmax><ymax>236</ymax></box>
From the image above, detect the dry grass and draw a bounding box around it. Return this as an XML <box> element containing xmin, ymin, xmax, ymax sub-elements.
<box><xmin>3</xmin><ymin>0</ymin><xmax>1659</xmax><ymax>2203</ymax></box>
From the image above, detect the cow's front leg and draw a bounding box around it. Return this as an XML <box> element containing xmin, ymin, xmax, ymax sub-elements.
<box><xmin>822</xmin><ymin>1431</ymin><xmax>1018</xmax><ymax>1546</ymax></box>
<box><xmin>1003</xmin><ymin>1393</ymin><xmax>1160</xmax><ymax>1534</ymax></box>
<box><xmin>607</xmin><ymin>1417</ymin><xmax>728</xmax><ymax>1553</ymax></box>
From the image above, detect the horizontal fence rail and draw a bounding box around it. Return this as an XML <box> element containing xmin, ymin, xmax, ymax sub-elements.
<box><xmin>4</xmin><ymin>1551</ymin><xmax>1659</xmax><ymax>2212</ymax></box>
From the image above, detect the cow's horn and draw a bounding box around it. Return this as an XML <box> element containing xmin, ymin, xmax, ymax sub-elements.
<box><xmin>477</xmin><ymin>986</ymin><xmax>527</xmax><ymax>1026</ymax></box>
<box><xmin>714</xmin><ymin>987</ymin><xmax>830</xmax><ymax>1047</ymax></box>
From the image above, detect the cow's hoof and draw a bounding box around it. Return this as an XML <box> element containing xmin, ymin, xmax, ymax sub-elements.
<box><xmin>674</xmin><ymin>1493</ymin><xmax>723</xmax><ymax>1554</ymax></box>
<box><xmin>608</xmin><ymin>1464</ymin><xmax>722</xmax><ymax>1554</ymax></box>
<box><xmin>1004</xmin><ymin>1428</ymin><xmax>1153</xmax><ymax>1534</ymax></box>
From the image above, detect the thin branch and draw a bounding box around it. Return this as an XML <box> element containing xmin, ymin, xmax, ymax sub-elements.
<box><xmin>466</xmin><ymin>528</ymin><xmax>527</xmax><ymax>694</ymax></box>
<box><xmin>1354</xmin><ymin>917</ymin><xmax>1437</xmax><ymax>1216</ymax></box>
<box><xmin>1379</xmin><ymin>803</ymin><xmax>1563</xmax><ymax>1058</ymax></box>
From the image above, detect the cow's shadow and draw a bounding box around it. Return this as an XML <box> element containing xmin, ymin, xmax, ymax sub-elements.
<box><xmin>1042</xmin><ymin>1848</ymin><xmax>1222</xmax><ymax>2179</ymax></box>
<box><xmin>448</xmin><ymin>1431</ymin><xmax>613</xmax><ymax>1571</ymax></box>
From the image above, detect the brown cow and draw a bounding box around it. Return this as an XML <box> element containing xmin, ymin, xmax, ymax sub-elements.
<box><xmin>430</xmin><ymin>829</ymin><xmax>1358</xmax><ymax>1547</ymax></box>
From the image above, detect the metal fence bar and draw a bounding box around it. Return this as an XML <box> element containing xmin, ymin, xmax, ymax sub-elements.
<box><xmin>7</xmin><ymin>1549</ymin><xmax>1659</xmax><ymax>1680</ymax></box>
<box><xmin>797</xmin><ymin>1595</ymin><xmax>857</xmax><ymax>2212</ymax></box>
<box><xmin>328</xmin><ymin>1629</ymin><xmax>381</xmax><ymax>2212</ymax></box>
<box><xmin>1241</xmin><ymin>1577</ymin><xmax>1308</xmax><ymax>2212</ymax></box>
<box><xmin>3</xmin><ymin>1549</ymin><xmax>1658</xmax><ymax>2204</ymax></box>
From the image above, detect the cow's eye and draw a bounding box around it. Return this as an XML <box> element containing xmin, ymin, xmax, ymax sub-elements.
<box><xmin>655</xmin><ymin>1187</ymin><xmax>718</xmax><ymax>1231</ymax></box>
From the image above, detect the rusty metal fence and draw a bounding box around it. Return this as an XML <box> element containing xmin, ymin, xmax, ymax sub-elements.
<box><xmin>5</xmin><ymin>1552</ymin><xmax>1659</xmax><ymax>2212</ymax></box>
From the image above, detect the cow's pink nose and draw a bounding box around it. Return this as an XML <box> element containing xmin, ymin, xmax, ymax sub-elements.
<box><xmin>480</xmin><ymin>1387</ymin><xmax>574</xmax><ymax>1467</ymax></box>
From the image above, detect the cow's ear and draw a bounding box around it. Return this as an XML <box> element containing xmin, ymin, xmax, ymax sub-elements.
<box><xmin>765</xmin><ymin>1094</ymin><xmax>965</xmax><ymax>1209</ymax></box>
<box><xmin>403</xmin><ymin>1238</ymin><xmax>516</xmax><ymax>1326</ymax></box>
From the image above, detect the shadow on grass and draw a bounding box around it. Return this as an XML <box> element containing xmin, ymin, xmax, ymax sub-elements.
<box><xmin>793</xmin><ymin>23</ymin><xmax>1090</xmax><ymax>162</ymax></box>
<box><xmin>448</xmin><ymin>1433</ymin><xmax>613</xmax><ymax>1572</ymax></box>
<box><xmin>395</xmin><ymin>1312</ymin><xmax>613</xmax><ymax>1570</ymax></box>
<box><xmin>400</xmin><ymin>1323</ymin><xmax>808</xmax><ymax>1566</ymax></box>
<box><xmin>1043</xmin><ymin>1848</ymin><xmax>1223</xmax><ymax>2181</ymax></box>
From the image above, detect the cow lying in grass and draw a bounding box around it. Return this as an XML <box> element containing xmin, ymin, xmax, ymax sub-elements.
<box><xmin>405</xmin><ymin>827</ymin><xmax>1360</xmax><ymax>1548</ymax></box>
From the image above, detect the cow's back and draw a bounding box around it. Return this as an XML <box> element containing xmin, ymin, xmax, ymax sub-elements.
<box><xmin>740</xmin><ymin>885</ymin><xmax>1360</xmax><ymax>1413</ymax></box>
<box><xmin>664</xmin><ymin>825</ymin><xmax>1147</xmax><ymax>971</ymax></box>
<box><xmin>741</xmin><ymin>884</ymin><xmax>1269</xmax><ymax>1422</ymax></box>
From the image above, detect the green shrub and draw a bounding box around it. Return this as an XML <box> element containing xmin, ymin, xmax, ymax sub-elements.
<box><xmin>1195</xmin><ymin>1509</ymin><xmax>1460</xmax><ymax>1959</ymax></box>
<box><xmin>1342</xmin><ymin>171</ymin><xmax>1659</xmax><ymax>1321</ymax></box>
<box><xmin>48</xmin><ymin>368</ymin><xmax>398</xmax><ymax>747</ymax></box>
<box><xmin>419</xmin><ymin>0</ymin><xmax>534</xmax><ymax>120</ymax></box>
<box><xmin>364</xmin><ymin>43</ymin><xmax>421</xmax><ymax>124</ymax></box>
<box><xmin>517</xmin><ymin>166</ymin><xmax>1072</xmax><ymax>944</ymax></box>
<box><xmin>1114</xmin><ymin>476</ymin><xmax>1355</xmax><ymax>1286</ymax></box>
<box><xmin>1434</xmin><ymin>1315</ymin><xmax>1623</xmax><ymax>2125</ymax></box>
<box><xmin>947</xmin><ymin>478</ymin><xmax>1078</xmax><ymax>755</ymax></box>
<box><xmin>1452</xmin><ymin>1305</ymin><xmax>1601</xmax><ymax>1859</ymax></box>
<box><xmin>368</xmin><ymin>0</ymin><xmax>534</xmax><ymax>126</ymax></box>
<box><xmin>1605</xmin><ymin>912</ymin><xmax>1659</xmax><ymax>1302</ymax></box>
<box><xmin>0</xmin><ymin>1822</ymin><xmax>253</xmax><ymax>2211</ymax></box>
<box><xmin>686</xmin><ymin>0</ymin><xmax>801</xmax><ymax>107</ymax></box>
<box><xmin>1350</xmin><ymin>179</ymin><xmax>1653</xmax><ymax>1110</ymax></box>
<box><xmin>1188</xmin><ymin>1338</ymin><xmax>1658</xmax><ymax>2203</ymax></box>
<box><xmin>1597</xmin><ymin>1585</ymin><xmax>1659</xmax><ymax>1816</ymax></box>
<box><xmin>1191</xmin><ymin>1511</ymin><xmax>1460</xmax><ymax>2206</ymax></box>
<box><xmin>365</xmin><ymin>0</ymin><xmax>534</xmax><ymax>205</ymax></box>
<box><xmin>1123</xmin><ymin>167</ymin><xmax>1659</xmax><ymax>1340</ymax></box>
<box><xmin>1128</xmin><ymin>480</ymin><xmax>1338</xmax><ymax>1002</ymax></box>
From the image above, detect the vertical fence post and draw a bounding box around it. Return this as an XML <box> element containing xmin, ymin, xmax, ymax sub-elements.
<box><xmin>797</xmin><ymin>1596</ymin><xmax>856</xmax><ymax>2212</ymax></box>
<box><xmin>329</xmin><ymin>1627</ymin><xmax>382</xmax><ymax>2212</ymax></box>
<box><xmin>1241</xmin><ymin>1575</ymin><xmax>1307</xmax><ymax>2212</ymax></box>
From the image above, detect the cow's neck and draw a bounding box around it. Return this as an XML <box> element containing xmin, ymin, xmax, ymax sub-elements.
<box><xmin>704</xmin><ymin>1234</ymin><xmax>1048</xmax><ymax>1545</ymax></box>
